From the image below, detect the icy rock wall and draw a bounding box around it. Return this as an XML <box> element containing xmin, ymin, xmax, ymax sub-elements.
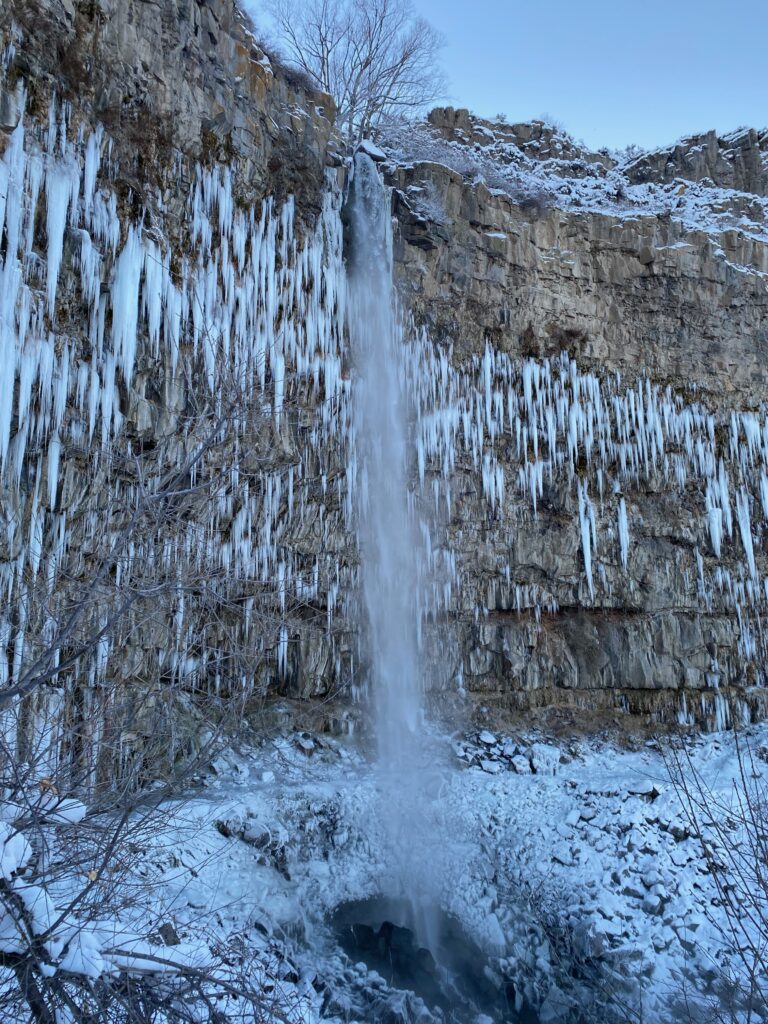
<box><xmin>0</xmin><ymin>0</ymin><xmax>345</xmax><ymax>790</ymax></box>
<box><xmin>3</xmin><ymin>89</ymin><xmax>768</xmax><ymax>787</ymax></box>
<box><xmin>0</xmin><ymin>82</ymin><xmax>359</xmax><ymax>789</ymax></box>
<box><xmin>2</xmin><ymin>0</ymin><xmax>768</xmax><ymax>779</ymax></box>
<box><xmin>388</xmin><ymin>125</ymin><xmax>768</xmax><ymax>726</ymax></box>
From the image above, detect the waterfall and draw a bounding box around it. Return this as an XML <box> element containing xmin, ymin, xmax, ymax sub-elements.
<box><xmin>347</xmin><ymin>152</ymin><xmax>424</xmax><ymax>773</ymax></box>
<box><xmin>346</xmin><ymin>147</ymin><xmax>453</xmax><ymax>960</ymax></box>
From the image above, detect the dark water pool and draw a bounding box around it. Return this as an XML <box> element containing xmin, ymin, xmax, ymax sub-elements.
<box><xmin>332</xmin><ymin>896</ymin><xmax>539</xmax><ymax>1023</ymax></box>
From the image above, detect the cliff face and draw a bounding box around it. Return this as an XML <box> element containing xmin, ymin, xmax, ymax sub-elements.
<box><xmin>391</xmin><ymin>167</ymin><xmax>768</xmax><ymax>405</ymax></box>
<box><xmin>1</xmin><ymin>0</ymin><xmax>336</xmax><ymax>210</ymax></box>
<box><xmin>385</xmin><ymin>111</ymin><xmax>768</xmax><ymax>726</ymax></box>
<box><xmin>624</xmin><ymin>127</ymin><xmax>768</xmax><ymax>197</ymax></box>
<box><xmin>2</xmin><ymin>3</ymin><xmax>768</xmax><ymax>789</ymax></box>
<box><xmin>0</xmin><ymin>0</ymin><xmax>356</xmax><ymax>791</ymax></box>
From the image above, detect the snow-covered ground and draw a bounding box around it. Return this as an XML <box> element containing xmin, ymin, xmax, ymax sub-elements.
<box><xmin>121</xmin><ymin>721</ymin><xmax>768</xmax><ymax>1023</ymax></box>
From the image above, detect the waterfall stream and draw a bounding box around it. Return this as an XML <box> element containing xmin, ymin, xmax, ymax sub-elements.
<box><xmin>347</xmin><ymin>151</ymin><xmax>423</xmax><ymax>769</ymax></box>
<box><xmin>346</xmin><ymin>151</ymin><xmax>443</xmax><ymax>930</ymax></box>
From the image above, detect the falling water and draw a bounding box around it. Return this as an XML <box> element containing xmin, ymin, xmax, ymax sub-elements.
<box><xmin>347</xmin><ymin>152</ymin><xmax>424</xmax><ymax>773</ymax></box>
<box><xmin>345</xmin><ymin>153</ymin><xmax>500</xmax><ymax>1006</ymax></box>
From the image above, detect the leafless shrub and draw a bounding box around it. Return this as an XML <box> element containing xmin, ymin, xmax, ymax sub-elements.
<box><xmin>612</xmin><ymin>143</ymin><xmax>646</xmax><ymax>165</ymax></box>
<box><xmin>0</xmin><ymin>691</ymin><xmax>311</xmax><ymax>1024</ymax></box>
<box><xmin>537</xmin><ymin>112</ymin><xmax>569</xmax><ymax>135</ymax></box>
<box><xmin>662</xmin><ymin>728</ymin><xmax>768</xmax><ymax>1024</ymax></box>
<box><xmin>513</xmin><ymin>189</ymin><xmax>548</xmax><ymax>215</ymax></box>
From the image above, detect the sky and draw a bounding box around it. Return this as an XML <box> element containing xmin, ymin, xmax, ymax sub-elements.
<box><xmin>411</xmin><ymin>0</ymin><xmax>768</xmax><ymax>152</ymax></box>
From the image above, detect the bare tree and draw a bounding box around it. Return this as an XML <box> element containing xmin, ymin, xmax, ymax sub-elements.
<box><xmin>265</xmin><ymin>0</ymin><xmax>446</xmax><ymax>143</ymax></box>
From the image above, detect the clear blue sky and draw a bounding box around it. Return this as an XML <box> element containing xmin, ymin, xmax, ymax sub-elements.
<box><xmin>413</xmin><ymin>0</ymin><xmax>768</xmax><ymax>151</ymax></box>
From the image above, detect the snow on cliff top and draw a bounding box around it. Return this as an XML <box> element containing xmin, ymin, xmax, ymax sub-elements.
<box><xmin>378</xmin><ymin>117</ymin><xmax>768</xmax><ymax>248</ymax></box>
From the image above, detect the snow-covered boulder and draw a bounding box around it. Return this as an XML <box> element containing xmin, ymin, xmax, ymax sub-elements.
<box><xmin>357</xmin><ymin>138</ymin><xmax>387</xmax><ymax>162</ymax></box>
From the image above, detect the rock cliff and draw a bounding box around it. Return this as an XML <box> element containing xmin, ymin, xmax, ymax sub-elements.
<box><xmin>0</xmin><ymin>0</ymin><xmax>352</xmax><ymax>790</ymax></box>
<box><xmin>384</xmin><ymin>110</ymin><xmax>768</xmax><ymax>726</ymax></box>
<box><xmin>624</xmin><ymin>126</ymin><xmax>768</xmax><ymax>196</ymax></box>
<box><xmin>1</xmin><ymin>0</ymin><xmax>336</xmax><ymax>210</ymax></box>
<box><xmin>2</xmin><ymin>5</ymin><xmax>768</xmax><ymax>792</ymax></box>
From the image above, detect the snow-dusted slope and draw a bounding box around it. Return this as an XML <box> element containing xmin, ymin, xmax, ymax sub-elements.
<box><xmin>128</xmin><ymin>724</ymin><xmax>768</xmax><ymax>1023</ymax></box>
<box><xmin>382</xmin><ymin>110</ymin><xmax>768</xmax><ymax>244</ymax></box>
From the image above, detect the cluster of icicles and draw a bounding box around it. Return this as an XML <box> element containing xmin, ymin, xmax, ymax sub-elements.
<box><xmin>407</xmin><ymin>337</ymin><xmax>768</xmax><ymax>655</ymax></box>
<box><xmin>0</xmin><ymin>88</ymin><xmax>354</xmax><ymax>713</ymax></box>
<box><xmin>0</xmin><ymin>84</ymin><xmax>766</xmax><ymax>744</ymax></box>
<box><xmin>409</xmin><ymin>335</ymin><xmax>768</xmax><ymax>725</ymax></box>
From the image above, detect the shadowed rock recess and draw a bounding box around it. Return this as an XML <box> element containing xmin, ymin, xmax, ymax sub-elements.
<box><xmin>1</xmin><ymin>1</ymin><xmax>768</xmax><ymax>788</ymax></box>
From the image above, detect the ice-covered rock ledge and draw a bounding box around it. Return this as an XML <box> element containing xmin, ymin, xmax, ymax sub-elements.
<box><xmin>126</xmin><ymin>725</ymin><xmax>768</xmax><ymax>1023</ymax></box>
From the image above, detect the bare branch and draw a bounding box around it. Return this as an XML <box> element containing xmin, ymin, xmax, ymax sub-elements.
<box><xmin>266</xmin><ymin>0</ymin><xmax>446</xmax><ymax>143</ymax></box>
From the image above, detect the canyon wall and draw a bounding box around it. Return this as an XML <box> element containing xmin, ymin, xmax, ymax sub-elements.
<box><xmin>2</xmin><ymin>3</ymin><xmax>768</xmax><ymax>790</ymax></box>
<box><xmin>1</xmin><ymin>0</ymin><xmax>337</xmax><ymax>209</ymax></box>
<box><xmin>0</xmin><ymin>0</ymin><xmax>355</xmax><ymax>791</ymax></box>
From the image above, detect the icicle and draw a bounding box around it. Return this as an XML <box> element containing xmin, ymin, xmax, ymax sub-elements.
<box><xmin>111</xmin><ymin>227</ymin><xmax>143</xmax><ymax>386</ymax></box>
<box><xmin>45</xmin><ymin>156</ymin><xmax>79</xmax><ymax>314</ymax></box>
<box><xmin>277</xmin><ymin>626</ymin><xmax>289</xmax><ymax>677</ymax></box>
<box><xmin>273</xmin><ymin>351</ymin><xmax>285</xmax><ymax>425</ymax></box>
<box><xmin>760</xmin><ymin>472</ymin><xmax>768</xmax><ymax>522</ymax></box>
<box><xmin>47</xmin><ymin>432</ymin><xmax>61</xmax><ymax>509</ymax></box>
<box><xmin>736</xmin><ymin>487</ymin><xmax>757</xmax><ymax>582</ymax></box>
<box><xmin>617</xmin><ymin>497</ymin><xmax>629</xmax><ymax>570</ymax></box>
<box><xmin>82</xmin><ymin>126</ymin><xmax>103</xmax><ymax>226</ymax></box>
<box><xmin>706</xmin><ymin>481</ymin><xmax>723</xmax><ymax>558</ymax></box>
<box><xmin>578</xmin><ymin>480</ymin><xmax>594</xmax><ymax>600</ymax></box>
